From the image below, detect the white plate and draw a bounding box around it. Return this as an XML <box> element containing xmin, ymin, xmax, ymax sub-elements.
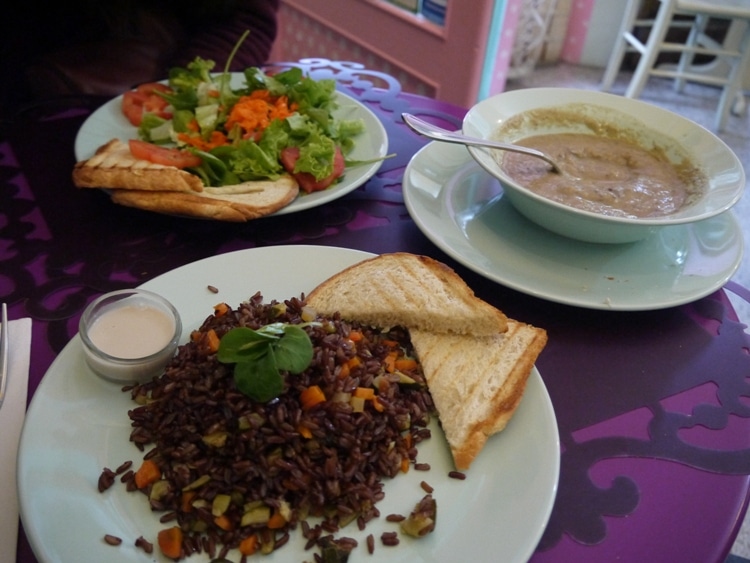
<box><xmin>403</xmin><ymin>141</ymin><xmax>744</xmax><ymax>311</ymax></box>
<box><xmin>18</xmin><ymin>245</ymin><xmax>559</xmax><ymax>563</ymax></box>
<box><xmin>74</xmin><ymin>78</ymin><xmax>389</xmax><ymax>216</ymax></box>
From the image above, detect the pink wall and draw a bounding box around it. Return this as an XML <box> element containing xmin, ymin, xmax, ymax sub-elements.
<box><xmin>561</xmin><ymin>0</ymin><xmax>597</xmax><ymax>63</ymax></box>
<box><xmin>486</xmin><ymin>0</ymin><xmax>524</xmax><ymax>95</ymax></box>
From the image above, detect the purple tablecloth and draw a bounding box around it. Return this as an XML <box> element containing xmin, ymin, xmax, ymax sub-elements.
<box><xmin>2</xmin><ymin>59</ymin><xmax>750</xmax><ymax>563</ymax></box>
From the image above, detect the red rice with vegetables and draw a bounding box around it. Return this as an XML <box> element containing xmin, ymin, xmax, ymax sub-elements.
<box><xmin>120</xmin><ymin>293</ymin><xmax>435</xmax><ymax>560</ymax></box>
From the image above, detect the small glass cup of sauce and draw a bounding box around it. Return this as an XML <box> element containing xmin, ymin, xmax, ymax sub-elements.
<box><xmin>79</xmin><ymin>289</ymin><xmax>182</xmax><ymax>384</ymax></box>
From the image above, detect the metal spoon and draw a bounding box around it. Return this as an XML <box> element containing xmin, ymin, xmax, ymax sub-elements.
<box><xmin>401</xmin><ymin>112</ymin><xmax>563</xmax><ymax>173</ymax></box>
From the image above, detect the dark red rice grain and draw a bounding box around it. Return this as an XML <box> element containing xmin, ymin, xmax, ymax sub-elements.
<box><xmin>367</xmin><ymin>533</ymin><xmax>375</xmax><ymax>554</ymax></box>
<box><xmin>381</xmin><ymin>531</ymin><xmax>400</xmax><ymax>546</ymax></box>
<box><xmin>120</xmin><ymin>294</ymin><xmax>436</xmax><ymax>559</ymax></box>
<box><xmin>159</xmin><ymin>511</ymin><xmax>177</xmax><ymax>523</ymax></box>
<box><xmin>134</xmin><ymin>536</ymin><xmax>153</xmax><ymax>554</ymax></box>
<box><xmin>207</xmin><ymin>285</ymin><xmax>219</xmax><ymax>294</ymax></box>
<box><xmin>103</xmin><ymin>534</ymin><xmax>122</xmax><ymax>546</ymax></box>
<box><xmin>97</xmin><ymin>468</ymin><xmax>115</xmax><ymax>492</ymax></box>
<box><xmin>386</xmin><ymin>514</ymin><xmax>405</xmax><ymax>522</ymax></box>
<box><xmin>414</xmin><ymin>462</ymin><xmax>431</xmax><ymax>471</ymax></box>
<box><xmin>420</xmin><ymin>480</ymin><xmax>434</xmax><ymax>493</ymax></box>
<box><xmin>448</xmin><ymin>470</ymin><xmax>467</xmax><ymax>480</ymax></box>
<box><xmin>114</xmin><ymin>460</ymin><xmax>132</xmax><ymax>474</ymax></box>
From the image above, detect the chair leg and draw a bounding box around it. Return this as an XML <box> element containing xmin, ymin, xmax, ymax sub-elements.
<box><xmin>715</xmin><ymin>20</ymin><xmax>750</xmax><ymax>131</ymax></box>
<box><xmin>625</xmin><ymin>0</ymin><xmax>677</xmax><ymax>99</ymax></box>
<box><xmin>601</xmin><ymin>0</ymin><xmax>644</xmax><ymax>91</ymax></box>
<box><xmin>673</xmin><ymin>14</ymin><xmax>707</xmax><ymax>93</ymax></box>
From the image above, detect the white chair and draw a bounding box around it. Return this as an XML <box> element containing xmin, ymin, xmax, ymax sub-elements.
<box><xmin>601</xmin><ymin>0</ymin><xmax>750</xmax><ymax>131</ymax></box>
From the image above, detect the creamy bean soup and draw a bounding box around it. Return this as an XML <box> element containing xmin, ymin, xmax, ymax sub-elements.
<box><xmin>494</xmin><ymin>105</ymin><xmax>707</xmax><ymax>218</ymax></box>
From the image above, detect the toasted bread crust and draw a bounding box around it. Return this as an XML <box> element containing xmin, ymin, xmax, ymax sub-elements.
<box><xmin>73</xmin><ymin>139</ymin><xmax>300</xmax><ymax>221</ymax></box>
<box><xmin>109</xmin><ymin>176</ymin><xmax>299</xmax><ymax>222</ymax></box>
<box><xmin>307</xmin><ymin>253</ymin><xmax>508</xmax><ymax>336</ymax></box>
<box><xmin>73</xmin><ymin>139</ymin><xmax>205</xmax><ymax>193</ymax></box>
<box><xmin>411</xmin><ymin>321</ymin><xmax>547</xmax><ymax>470</ymax></box>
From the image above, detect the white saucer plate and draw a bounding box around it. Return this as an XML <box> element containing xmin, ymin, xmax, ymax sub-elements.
<box><xmin>18</xmin><ymin>245</ymin><xmax>559</xmax><ymax>563</ymax></box>
<box><xmin>403</xmin><ymin>141</ymin><xmax>743</xmax><ymax>311</ymax></box>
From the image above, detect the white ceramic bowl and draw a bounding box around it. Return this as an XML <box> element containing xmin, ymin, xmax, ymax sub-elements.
<box><xmin>463</xmin><ymin>88</ymin><xmax>745</xmax><ymax>243</ymax></box>
<box><xmin>79</xmin><ymin>289</ymin><xmax>182</xmax><ymax>384</ymax></box>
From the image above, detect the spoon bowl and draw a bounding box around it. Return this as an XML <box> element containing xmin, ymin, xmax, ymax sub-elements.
<box><xmin>401</xmin><ymin>112</ymin><xmax>563</xmax><ymax>173</ymax></box>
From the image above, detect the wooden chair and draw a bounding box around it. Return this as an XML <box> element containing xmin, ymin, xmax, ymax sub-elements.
<box><xmin>601</xmin><ymin>0</ymin><xmax>750</xmax><ymax>131</ymax></box>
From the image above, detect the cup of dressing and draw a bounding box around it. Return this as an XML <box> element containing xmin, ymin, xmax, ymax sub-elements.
<box><xmin>79</xmin><ymin>289</ymin><xmax>182</xmax><ymax>383</ymax></box>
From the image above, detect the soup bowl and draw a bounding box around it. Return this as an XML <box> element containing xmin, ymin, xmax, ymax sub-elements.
<box><xmin>463</xmin><ymin>88</ymin><xmax>745</xmax><ymax>244</ymax></box>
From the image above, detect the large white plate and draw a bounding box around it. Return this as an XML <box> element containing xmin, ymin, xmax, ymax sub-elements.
<box><xmin>18</xmin><ymin>245</ymin><xmax>559</xmax><ymax>563</ymax></box>
<box><xmin>403</xmin><ymin>141</ymin><xmax>744</xmax><ymax>311</ymax></box>
<box><xmin>74</xmin><ymin>77</ymin><xmax>388</xmax><ymax>216</ymax></box>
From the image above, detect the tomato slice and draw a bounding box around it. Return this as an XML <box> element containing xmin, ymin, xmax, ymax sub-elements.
<box><xmin>128</xmin><ymin>139</ymin><xmax>202</xmax><ymax>169</ymax></box>
<box><xmin>280</xmin><ymin>146</ymin><xmax>346</xmax><ymax>193</ymax></box>
<box><xmin>121</xmin><ymin>82</ymin><xmax>173</xmax><ymax>126</ymax></box>
<box><xmin>135</xmin><ymin>82</ymin><xmax>172</xmax><ymax>96</ymax></box>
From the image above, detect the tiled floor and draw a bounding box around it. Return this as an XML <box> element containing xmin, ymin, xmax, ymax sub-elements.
<box><xmin>504</xmin><ymin>62</ymin><xmax>750</xmax><ymax>562</ymax></box>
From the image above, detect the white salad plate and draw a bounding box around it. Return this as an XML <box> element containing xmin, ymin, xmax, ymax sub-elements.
<box><xmin>18</xmin><ymin>245</ymin><xmax>559</xmax><ymax>563</ymax></box>
<box><xmin>403</xmin><ymin>141</ymin><xmax>744</xmax><ymax>311</ymax></box>
<box><xmin>74</xmin><ymin>76</ymin><xmax>388</xmax><ymax>216</ymax></box>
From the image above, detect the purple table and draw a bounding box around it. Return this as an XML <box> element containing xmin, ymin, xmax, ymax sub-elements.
<box><xmin>3</xmin><ymin>59</ymin><xmax>750</xmax><ymax>563</ymax></box>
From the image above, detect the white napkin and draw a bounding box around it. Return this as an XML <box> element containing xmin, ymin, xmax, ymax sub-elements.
<box><xmin>0</xmin><ymin>317</ymin><xmax>31</xmax><ymax>563</ymax></box>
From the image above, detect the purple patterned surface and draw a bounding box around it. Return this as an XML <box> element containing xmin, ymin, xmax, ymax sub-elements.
<box><xmin>2</xmin><ymin>60</ymin><xmax>749</xmax><ymax>563</ymax></box>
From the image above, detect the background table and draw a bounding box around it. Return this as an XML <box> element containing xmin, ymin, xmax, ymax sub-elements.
<box><xmin>2</xmin><ymin>59</ymin><xmax>750</xmax><ymax>563</ymax></box>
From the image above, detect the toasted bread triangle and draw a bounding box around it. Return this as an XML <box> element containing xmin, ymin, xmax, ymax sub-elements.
<box><xmin>306</xmin><ymin>253</ymin><xmax>508</xmax><ymax>336</ymax></box>
<box><xmin>72</xmin><ymin>139</ymin><xmax>300</xmax><ymax>221</ymax></box>
<box><xmin>410</xmin><ymin>321</ymin><xmax>547</xmax><ymax>470</ymax></box>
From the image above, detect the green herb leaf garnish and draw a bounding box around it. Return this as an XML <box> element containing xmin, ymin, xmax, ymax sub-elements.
<box><xmin>218</xmin><ymin>323</ymin><xmax>317</xmax><ymax>402</ymax></box>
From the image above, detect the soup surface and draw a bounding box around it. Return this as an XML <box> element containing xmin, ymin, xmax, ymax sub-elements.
<box><xmin>500</xmin><ymin>133</ymin><xmax>706</xmax><ymax>218</ymax></box>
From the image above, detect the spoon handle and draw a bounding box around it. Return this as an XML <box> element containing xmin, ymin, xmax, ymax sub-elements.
<box><xmin>401</xmin><ymin>112</ymin><xmax>560</xmax><ymax>171</ymax></box>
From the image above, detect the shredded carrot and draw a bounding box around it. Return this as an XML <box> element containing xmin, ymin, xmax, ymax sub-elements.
<box><xmin>338</xmin><ymin>362</ymin><xmax>350</xmax><ymax>379</ymax></box>
<box><xmin>204</xmin><ymin>329</ymin><xmax>220</xmax><ymax>353</ymax></box>
<box><xmin>400</xmin><ymin>457</ymin><xmax>410</xmax><ymax>473</ymax></box>
<box><xmin>382</xmin><ymin>339</ymin><xmax>400</xmax><ymax>348</ymax></box>
<box><xmin>214</xmin><ymin>514</ymin><xmax>234</xmax><ymax>531</ymax></box>
<box><xmin>384</xmin><ymin>351</ymin><xmax>399</xmax><ymax>373</ymax></box>
<box><xmin>404</xmin><ymin>433</ymin><xmax>413</xmax><ymax>449</ymax></box>
<box><xmin>157</xmin><ymin>526</ymin><xmax>183</xmax><ymax>559</ymax></box>
<box><xmin>297</xmin><ymin>424</ymin><xmax>313</xmax><ymax>439</ymax></box>
<box><xmin>225</xmin><ymin>90</ymin><xmax>297</xmax><ymax>138</ymax></box>
<box><xmin>346</xmin><ymin>356</ymin><xmax>362</xmax><ymax>370</ymax></box>
<box><xmin>395</xmin><ymin>358</ymin><xmax>418</xmax><ymax>372</ymax></box>
<box><xmin>134</xmin><ymin>459</ymin><xmax>161</xmax><ymax>489</ymax></box>
<box><xmin>300</xmin><ymin>385</ymin><xmax>326</xmax><ymax>410</ymax></box>
<box><xmin>267</xmin><ymin>510</ymin><xmax>287</xmax><ymax>529</ymax></box>
<box><xmin>353</xmin><ymin>387</ymin><xmax>375</xmax><ymax>400</ymax></box>
<box><xmin>239</xmin><ymin>534</ymin><xmax>260</xmax><ymax>556</ymax></box>
<box><xmin>339</xmin><ymin>364</ymin><xmax>351</xmax><ymax>379</ymax></box>
<box><xmin>213</xmin><ymin>302</ymin><xmax>229</xmax><ymax>317</ymax></box>
<box><xmin>348</xmin><ymin>329</ymin><xmax>364</xmax><ymax>342</ymax></box>
<box><xmin>177</xmin><ymin>129</ymin><xmax>228</xmax><ymax>151</ymax></box>
<box><xmin>372</xmin><ymin>396</ymin><xmax>385</xmax><ymax>412</ymax></box>
<box><xmin>180</xmin><ymin>491</ymin><xmax>197</xmax><ymax>513</ymax></box>
<box><xmin>190</xmin><ymin>330</ymin><xmax>201</xmax><ymax>342</ymax></box>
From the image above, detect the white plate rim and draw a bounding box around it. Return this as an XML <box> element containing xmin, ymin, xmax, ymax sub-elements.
<box><xmin>18</xmin><ymin>244</ymin><xmax>560</xmax><ymax>563</ymax></box>
<box><xmin>73</xmin><ymin>78</ymin><xmax>389</xmax><ymax>216</ymax></box>
<box><xmin>403</xmin><ymin>141</ymin><xmax>744</xmax><ymax>311</ymax></box>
